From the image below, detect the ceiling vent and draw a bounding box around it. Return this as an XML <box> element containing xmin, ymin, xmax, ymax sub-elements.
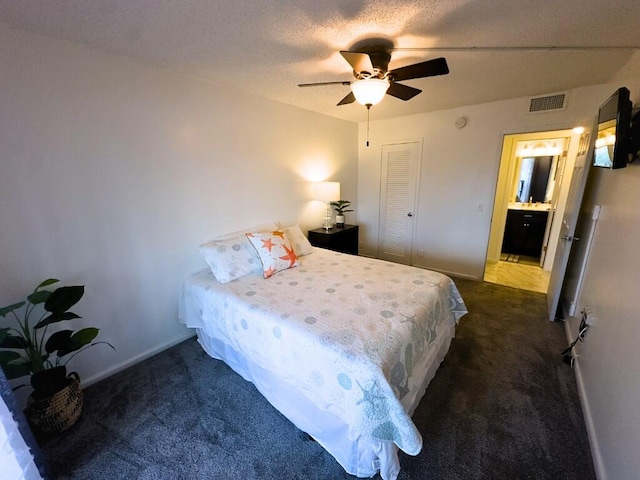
<box><xmin>527</xmin><ymin>92</ymin><xmax>568</xmax><ymax>114</ymax></box>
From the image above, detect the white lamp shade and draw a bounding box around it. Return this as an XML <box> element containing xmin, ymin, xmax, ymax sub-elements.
<box><xmin>350</xmin><ymin>78</ymin><xmax>390</xmax><ymax>106</ymax></box>
<box><xmin>314</xmin><ymin>182</ymin><xmax>340</xmax><ymax>201</ymax></box>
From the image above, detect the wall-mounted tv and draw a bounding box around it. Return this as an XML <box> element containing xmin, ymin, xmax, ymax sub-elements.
<box><xmin>629</xmin><ymin>109</ymin><xmax>640</xmax><ymax>162</ymax></box>
<box><xmin>593</xmin><ymin>87</ymin><xmax>631</xmax><ymax>169</ymax></box>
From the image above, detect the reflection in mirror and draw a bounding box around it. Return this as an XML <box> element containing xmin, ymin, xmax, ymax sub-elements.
<box><xmin>593</xmin><ymin>120</ymin><xmax>616</xmax><ymax>168</ymax></box>
<box><xmin>512</xmin><ymin>156</ymin><xmax>556</xmax><ymax>203</ymax></box>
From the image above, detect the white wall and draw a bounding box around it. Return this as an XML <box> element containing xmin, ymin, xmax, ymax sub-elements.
<box><xmin>565</xmin><ymin>53</ymin><xmax>640</xmax><ymax>480</ymax></box>
<box><xmin>0</xmin><ymin>24</ymin><xmax>357</xmax><ymax>393</ymax></box>
<box><xmin>357</xmin><ymin>84</ymin><xmax>619</xmax><ymax>279</ymax></box>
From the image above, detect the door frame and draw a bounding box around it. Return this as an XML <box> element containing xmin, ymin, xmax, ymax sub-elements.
<box><xmin>485</xmin><ymin>128</ymin><xmax>580</xmax><ymax>273</ymax></box>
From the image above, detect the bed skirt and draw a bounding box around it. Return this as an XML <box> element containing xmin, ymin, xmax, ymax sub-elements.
<box><xmin>194</xmin><ymin>322</ymin><xmax>454</xmax><ymax>480</ymax></box>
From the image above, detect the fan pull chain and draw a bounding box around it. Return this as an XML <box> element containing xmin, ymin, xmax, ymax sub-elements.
<box><xmin>366</xmin><ymin>104</ymin><xmax>371</xmax><ymax>147</ymax></box>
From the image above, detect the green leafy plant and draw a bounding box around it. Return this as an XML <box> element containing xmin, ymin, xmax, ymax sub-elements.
<box><xmin>330</xmin><ymin>200</ymin><xmax>353</xmax><ymax>215</ymax></box>
<box><xmin>0</xmin><ymin>278</ymin><xmax>114</xmax><ymax>399</ymax></box>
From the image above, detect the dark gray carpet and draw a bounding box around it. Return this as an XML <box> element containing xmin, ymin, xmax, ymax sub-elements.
<box><xmin>39</xmin><ymin>279</ymin><xmax>596</xmax><ymax>480</ymax></box>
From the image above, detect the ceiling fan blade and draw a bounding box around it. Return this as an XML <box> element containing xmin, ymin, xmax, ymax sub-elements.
<box><xmin>337</xmin><ymin>91</ymin><xmax>355</xmax><ymax>106</ymax></box>
<box><xmin>389</xmin><ymin>57</ymin><xmax>449</xmax><ymax>82</ymax></box>
<box><xmin>298</xmin><ymin>81</ymin><xmax>351</xmax><ymax>87</ymax></box>
<box><xmin>340</xmin><ymin>51</ymin><xmax>375</xmax><ymax>74</ymax></box>
<box><xmin>386</xmin><ymin>82</ymin><xmax>422</xmax><ymax>101</ymax></box>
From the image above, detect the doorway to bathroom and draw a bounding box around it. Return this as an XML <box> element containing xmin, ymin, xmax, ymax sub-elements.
<box><xmin>484</xmin><ymin>128</ymin><xmax>583</xmax><ymax>293</ymax></box>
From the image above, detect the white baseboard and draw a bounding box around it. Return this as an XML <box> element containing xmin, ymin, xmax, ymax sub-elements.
<box><xmin>413</xmin><ymin>264</ymin><xmax>481</xmax><ymax>281</ymax></box>
<box><xmin>356</xmin><ymin>254</ymin><xmax>481</xmax><ymax>281</ymax></box>
<box><xmin>358</xmin><ymin>253</ymin><xmax>482</xmax><ymax>281</ymax></box>
<box><xmin>81</xmin><ymin>330</ymin><xmax>197</xmax><ymax>388</ymax></box>
<box><xmin>564</xmin><ymin>321</ymin><xmax>606</xmax><ymax>480</ymax></box>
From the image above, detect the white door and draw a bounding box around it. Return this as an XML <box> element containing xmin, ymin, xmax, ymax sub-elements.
<box><xmin>547</xmin><ymin>131</ymin><xmax>593</xmax><ymax>321</ymax></box>
<box><xmin>378</xmin><ymin>141</ymin><xmax>421</xmax><ymax>265</ymax></box>
<box><xmin>560</xmin><ymin>204</ymin><xmax>601</xmax><ymax>317</ymax></box>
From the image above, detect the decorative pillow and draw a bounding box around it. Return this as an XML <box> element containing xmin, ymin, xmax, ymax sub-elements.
<box><xmin>246</xmin><ymin>230</ymin><xmax>299</xmax><ymax>278</ymax></box>
<box><xmin>282</xmin><ymin>225</ymin><xmax>314</xmax><ymax>256</ymax></box>
<box><xmin>199</xmin><ymin>236</ymin><xmax>262</xmax><ymax>283</ymax></box>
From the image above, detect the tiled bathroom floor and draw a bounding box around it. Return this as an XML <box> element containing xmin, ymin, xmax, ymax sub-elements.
<box><xmin>483</xmin><ymin>259</ymin><xmax>550</xmax><ymax>294</ymax></box>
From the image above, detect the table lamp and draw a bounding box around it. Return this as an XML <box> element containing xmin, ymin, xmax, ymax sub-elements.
<box><xmin>314</xmin><ymin>182</ymin><xmax>340</xmax><ymax>230</ymax></box>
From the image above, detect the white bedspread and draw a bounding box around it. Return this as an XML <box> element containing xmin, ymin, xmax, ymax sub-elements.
<box><xmin>179</xmin><ymin>248</ymin><xmax>467</xmax><ymax>457</ymax></box>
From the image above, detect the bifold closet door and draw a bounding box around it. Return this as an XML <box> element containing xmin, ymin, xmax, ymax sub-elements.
<box><xmin>377</xmin><ymin>141</ymin><xmax>421</xmax><ymax>265</ymax></box>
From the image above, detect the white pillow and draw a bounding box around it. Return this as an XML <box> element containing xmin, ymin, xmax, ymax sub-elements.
<box><xmin>212</xmin><ymin>222</ymin><xmax>278</xmax><ymax>241</ymax></box>
<box><xmin>246</xmin><ymin>230</ymin><xmax>299</xmax><ymax>278</ymax></box>
<box><xmin>199</xmin><ymin>222</ymin><xmax>278</xmax><ymax>283</ymax></box>
<box><xmin>199</xmin><ymin>237</ymin><xmax>261</xmax><ymax>283</ymax></box>
<box><xmin>282</xmin><ymin>225</ymin><xmax>314</xmax><ymax>256</ymax></box>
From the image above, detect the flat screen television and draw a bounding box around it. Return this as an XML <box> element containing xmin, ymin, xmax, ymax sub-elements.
<box><xmin>593</xmin><ymin>87</ymin><xmax>631</xmax><ymax>169</ymax></box>
<box><xmin>629</xmin><ymin>109</ymin><xmax>640</xmax><ymax>162</ymax></box>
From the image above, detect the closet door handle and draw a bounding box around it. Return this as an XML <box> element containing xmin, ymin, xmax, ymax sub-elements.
<box><xmin>407</xmin><ymin>212</ymin><xmax>413</xmax><ymax>217</ymax></box>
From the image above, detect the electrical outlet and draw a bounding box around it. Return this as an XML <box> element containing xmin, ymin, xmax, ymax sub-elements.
<box><xmin>584</xmin><ymin>307</ymin><xmax>596</xmax><ymax>326</ymax></box>
<box><xmin>417</xmin><ymin>249</ymin><xmax>425</xmax><ymax>257</ymax></box>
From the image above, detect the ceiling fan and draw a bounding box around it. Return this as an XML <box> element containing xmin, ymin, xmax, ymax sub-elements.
<box><xmin>298</xmin><ymin>45</ymin><xmax>449</xmax><ymax>107</ymax></box>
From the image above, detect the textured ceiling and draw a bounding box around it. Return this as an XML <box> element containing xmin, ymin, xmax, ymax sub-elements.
<box><xmin>1</xmin><ymin>0</ymin><xmax>639</xmax><ymax>123</ymax></box>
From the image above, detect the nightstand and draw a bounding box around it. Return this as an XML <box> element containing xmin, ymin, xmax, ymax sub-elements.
<box><xmin>308</xmin><ymin>224</ymin><xmax>359</xmax><ymax>255</ymax></box>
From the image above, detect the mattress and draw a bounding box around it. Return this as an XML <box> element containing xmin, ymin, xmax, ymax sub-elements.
<box><xmin>179</xmin><ymin>248</ymin><xmax>467</xmax><ymax>479</ymax></box>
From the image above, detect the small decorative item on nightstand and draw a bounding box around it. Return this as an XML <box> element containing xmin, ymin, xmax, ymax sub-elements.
<box><xmin>330</xmin><ymin>200</ymin><xmax>353</xmax><ymax>228</ymax></box>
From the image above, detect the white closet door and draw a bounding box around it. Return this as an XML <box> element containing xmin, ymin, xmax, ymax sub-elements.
<box><xmin>378</xmin><ymin>141</ymin><xmax>421</xmax><ymax>265</ymax></box>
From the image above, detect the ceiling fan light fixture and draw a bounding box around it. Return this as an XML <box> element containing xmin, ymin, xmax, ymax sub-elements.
<box><xmin>350</xmin><ymin>78</ymin><xmax>390</xmax><ymax>106</ymax></box>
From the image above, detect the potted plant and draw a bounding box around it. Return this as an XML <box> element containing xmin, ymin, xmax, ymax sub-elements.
<box><xmin>330</xmin><ymin>200</ymin><xmax>353</xmax><ymax>227</ymax></box>
<box><xmin>0</xmin><ymin>278</ymin><xmax>114</xmax><ymax>433</ymax></box>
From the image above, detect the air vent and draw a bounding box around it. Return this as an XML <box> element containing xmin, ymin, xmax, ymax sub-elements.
<box><xmin>527</xmin><ymin>92</ymin><xmax>568</xmax><ymax>114</ymax></box>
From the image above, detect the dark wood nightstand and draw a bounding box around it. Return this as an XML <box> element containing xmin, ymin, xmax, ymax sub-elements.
<box><xmin>308</xmin><ymin>224</ymin><xmax>359</xmax><ymax>255</ymax></box>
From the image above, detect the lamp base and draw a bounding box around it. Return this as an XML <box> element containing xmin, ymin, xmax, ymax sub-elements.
<box><xmin>322</xmin><ymin>202</ymin><xmax>333</xmax><ymax>230</ymax></box>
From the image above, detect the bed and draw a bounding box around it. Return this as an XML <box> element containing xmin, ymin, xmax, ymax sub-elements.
<box><xmin>178</xmin><ymin>225</ymin><xmax>467</xmax><ymax>480</ymax></box>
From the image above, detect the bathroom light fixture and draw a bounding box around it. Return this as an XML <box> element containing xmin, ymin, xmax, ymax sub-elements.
<box><xmin>350</xmin><ymin>78</ymin><xmax>390</xmax><ymax>106</ymax></box>
<box><xmin>314</xmin><ymin>182</ymin><xmax>340</xmax><ymax>230</ymax></box>
<box><xmin>516</xmin><ymin>140</ymin><xmax>563</xmax><ymax>157</ymax></box>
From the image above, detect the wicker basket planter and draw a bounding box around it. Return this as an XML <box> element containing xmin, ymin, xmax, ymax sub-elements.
<box><xmin>24</xmin><ymin>374</ymin><xmax>83</xmax><ymax>434</ymax></box>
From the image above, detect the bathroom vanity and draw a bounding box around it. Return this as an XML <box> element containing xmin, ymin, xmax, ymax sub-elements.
<box><xmin>501</xmin><ymin>203</ymin><xmax>550</xmax><ymax>258</ymax></box>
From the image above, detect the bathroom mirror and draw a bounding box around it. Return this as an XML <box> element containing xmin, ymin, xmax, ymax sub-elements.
<box><xmin>512</xmin><ymin>155</ymin><xmax>556</xmax><ymax>203</ymax></box>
